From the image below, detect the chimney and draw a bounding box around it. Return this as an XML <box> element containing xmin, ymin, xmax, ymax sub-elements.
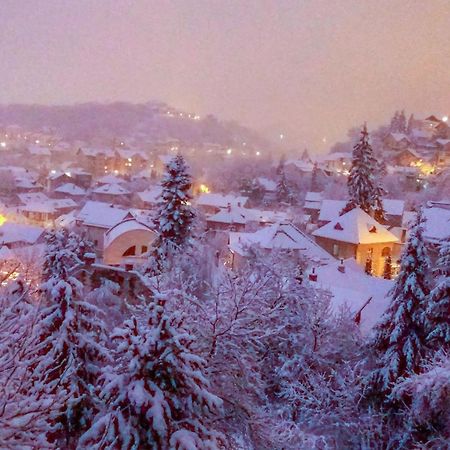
<box><xmin>338</xmin><ymin>258</ymin><xmax>345</xmax><ymax>273</ymax></box>
<box><xmin>227</xmin><ymin>202</ymin><xmax>231</xmax><ymax>212</ymax></box>
<box><xmin>308</xmin><ymin>267</ymin><xmax>318</xmax><ymax>282</ymax></box>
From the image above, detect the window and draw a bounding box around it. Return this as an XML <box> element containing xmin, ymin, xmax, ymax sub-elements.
<box><xmin>141</xmin><ymin>245</ymin><xmax>148</xmax><ymax>254</ymax></box>
<box><xmin>332</xmin><ymin>244</ymin><xmax>339</xmax><ymax>257</ymax></box>
<box><xmin>123</xmin><ymin>245</ymin><xmax>136</xmax><ymax>256</ymax></box>
<box><xmin>94</xmin><ymin>239</ymin><xmax>98</xmax><ymax>246</ymax></box>
<box><xmin>382</xmin><ymin>247</ymin><xmax>391</xmax><ymax>257</ymax></box>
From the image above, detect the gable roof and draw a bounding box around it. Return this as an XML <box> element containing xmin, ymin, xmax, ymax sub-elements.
<box><xmin>318</xmin><ymin>199</ymin><xmax>405</xmax><ymax>222</ymax></box>
<box><xmin>93</xmin><ymin>183</ymin><xmax>131</xmax><ymax>196</ymax></box>
<box><xmin>196</xmin><ymin>193</ymin><xmax>248</xmax><ymax>209</ymax></box>
<box><xmin>54</xmin><ymin>183</ymin><xmax>86</xmax><ymax>196</ymax></box>
<box><xmin>76</xmin><ymin>201</ymin><xmax>129</xmax><ymax>229</ymax></box>
<box><xmin>313</xmin><ymin>207</ymin><xmax>398</xmax><ymax>244</ymax></box>
<box><xmin>230</xmin><ymin>222</ymin><xmax>332</xmax><ymax>264</ymax></box>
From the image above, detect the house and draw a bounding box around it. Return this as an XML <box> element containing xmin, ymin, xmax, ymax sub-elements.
<box><xmin>133</xmin><ymin>186</ymin><xmax>162</xmax><ymax>209</ymax></box>
<box><xmin>383</xmin><ymin>133</ymin><xmax>412</xmax><ymax>151</ymax></box>
<box><xmin>25</xmin><ymin>145</ymin><xmax>52</xmax><ymax>166</ymax></box>
<box><xmin>77</xmin><ymin>147</ymin><xmax>116</xmax><ymax>176</ymax></box>
<box><xmin>103</xmin><ymin>217</ymin><xmax>157</xmax><ymax>267</ymax></box>
<box><xmin>284</xmin><ymin>159</ymin><xmax>315</xmax><ymax>177</ymax></box>
<box><xmin>312</xmin><ymin>258</ymin><xmax>393</xmax><ymax>335</ymax></box>
<box><xmin>114</xmin><ymin>149</ymin><xmax>148</xmax><ymax>175</ymax></box>
<box><xmin>92</xmin><ymin>183</ymin><xmax>131</xmax><ymax>205</ymax></box>
<box><xmin>315</xmin><ymin>152</ymin><xmax>351</xmax><ymax>174</ymax></box>
<box><xmin>206</xmin><ymin>204</ymin><xmax>287</xmax><ymax>232</ymax></box>
<box><xmin>434</xmin><ymin>139</ymin><xmax>450</xmax><ymax>168</ymax></box>
<box><xmin>317</xmin><ymin>199</ymin><xmax>405</xmax><ymax>227</ymax></box>
<box><xmin>0</xmin><ymin>222</ymin><xmax>45</xmax><ymax>249</ymax></box>
<box><xmin>304</xmin><ymin>191</ymin><xmax>323</xmax><ymax>222</ymax></box>
<box><xmin>196</xmin><ymin>193</ymin><xmax>249</xmax><ymax>215</ymax></box>
<box><xmin>313</xmin><ymin>208</ymin><xmax>399</xmax><ymax>277</ymax></box>
<box><xmin>75</xmin><ymin>201</ymin><xmax>130</xmax><ymax>252</ymax></box>
<box><xmin>228</xmin><ymin>221</ymin><xmax>332</xmax><ymax>270</ymax></box>
<box><xmin>47</xmin><ymin>171</ymin><xmax>73</xmax><ymax>191</ymax></box>
<box><xmin>392</xmin><ymin>148</ymin><xmax>422</xmax><ymax>167</ymax></box>
<box><xmin>257</xmin><ymin>177</ymin><xmax>277</xmax><ymax>204</ymax></box>
<box><xmin>53</xmin><ymin>183</ymin><xmax>87</xmax><ymax>199</ymax></box>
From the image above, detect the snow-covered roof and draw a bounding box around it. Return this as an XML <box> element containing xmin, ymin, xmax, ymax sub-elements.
<box><xmin>96</xmin><ymin>174</ymin><xmax>126</xmax><ymax>185</ymax></box>
<box><xmin>136</xmin><ymin>187</ymin><xmax>162</xmax><ymax>204</ymax></box>
<box><xmin>18</xmin><ymin>192</ymin><xmax>49</xmax><ymax>205</ymax></box>
<box><xmin>76</xmin><ymin>201</ymin><xmax>130</xmax><ymax>229</ymax></box>
<box><xmin>54</xmin><ymin>183</ymin><xmax>86</xmax><ymax>196</ymax></box>
<box><xmin>208</xmin><ymin>206</ymin><xmax>287</xmax><ymax>226</ymax></box>
<box><xmin>115</xmin><ymin>149</ymin><xmax>148</xmax><ymax>160</ymax></box>
<box><xmin>79</xmin><ymin>147</ymin><xmax>115</xmax><ymax>157</ymax></box>
<box><xmin>436</xmin><ymin>139</ymin><xmax>450</xmax><ymax>147</ymax></box>
<box><xmin>20</xmin><ymin>202</ymin><xmax>56</xmax><ymax>213</ymax></box>
<box><xmin>230</xmin><ymin>222</ymin><xmax>332</xmax><ymax>264</ymax></box>
<box><xmin>315</xmin><ymin>152</ymin><xmax>352</xmax><ymax>163</ymax></box>
<box><xmin>0</xmin><ymin>245</ymin><xmax>16</xmax><ymax>261</ymax></box>
<box><xmin>285</xmin><ymin>160</ymin><xmax>314</xmax><ymax>172</ymax></box>
<box><xmin>315</xmin><ymin>258</ymin><xmax>393</xmax><ymax>335</ymax></box>
<box><xmin>422</xmin><ymin>204</ymin><xmax>450</xmax><ymax>244</ymax></box>
<box><xmin>257</xmin><ymin>177</ymin><xmax>277</xmax><ymax>192</ymax></box>
<box><xmin>50</xmin><ymin>198</ymin><xmax>78</xmax><ymax>210</ymax></box>
<box><xmin>305</xmin><ymin>191</ymin><xmax>323</xmax><ymax>202</ymax></box>
<box><xmin>313</xmin><ymin>208</ymin><xmax>399</xmax><ymax>245</ymax></box>
<box><xmin>196</xmin><ymin>193</ymin><xmax>249</xmax><ymax>209</ymax></box>
<box><xmin>93</xmin><ymin>183</ymin><xmax>131</xmax><ymax>196</ymax></box>
<box><xmin>104</xmin><ymin>218</ymin><xmax>156</xmax><ymax>248</ymax></box>
<box><xmin>28</xmin><ymin>145</ymin><xmax>51</xmax><ymax>156</ymax></box>
<box><xmin>318</xmin><ymin>199</ymin><xmax>404</xmax><ymax>222</ymax></box>
<box><xmin>0</xmin><ymin>223</ymin><xmax>45</xmax><ymax>245</ymax></box>
<box><xmin>389</xmin><ymin>133</ymin><xmax>410</xmax><ymax>142</ymax></box>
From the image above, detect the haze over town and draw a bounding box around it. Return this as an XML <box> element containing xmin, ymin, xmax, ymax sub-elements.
<box><xmin>1</xmin><ymin>0</ymin><xmax>449</xmax><ymax>150</ymax></box>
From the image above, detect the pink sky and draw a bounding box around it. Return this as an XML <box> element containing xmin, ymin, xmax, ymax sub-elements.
<box><xmin>1</xmin><ymin>0</ymin><xmax>449</xmax><ymax>151</ymax></box>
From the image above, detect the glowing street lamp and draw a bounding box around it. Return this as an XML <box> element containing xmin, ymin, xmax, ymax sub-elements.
<box><xmin>442</xmin><ymin>116</ymin><xmax>448</xmax><ymax>123</ymax></box>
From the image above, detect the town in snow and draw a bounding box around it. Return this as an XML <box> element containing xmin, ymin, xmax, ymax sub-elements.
<box><xmin>0</xmin><ymin>2</ymin><xmax>449</xmax><ymax>449</ymax></box>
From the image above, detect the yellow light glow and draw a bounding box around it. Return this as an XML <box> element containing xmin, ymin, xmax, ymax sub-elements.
<box><xmin>443</xmin><ymin>116</ymin><xmax>448</xmax><ymax>122</ymax></box>
<box><xmin>0</xmin><ymin>215</ymin><xmax>6</xmax><ymax>226</ymax></box>
<box><xmin>199</xmin><ymin>184</ymin><xmax>210</xmax><ymax>193</ymax></box>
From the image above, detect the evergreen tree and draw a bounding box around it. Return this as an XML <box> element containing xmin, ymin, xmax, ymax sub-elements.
<box><xmin>29</xmin><ymin>233</ymin><xmax>110</xmax><ymax>446</ymax></box>
<box><xmin>79</xmin><ymin>296</ymin><xmax>223</xmax><ymax>449</ymax></box>
<box><xmin>301</xmin><ymin>148</ymin><xmax>311</xmax><ymax>162</ymax></box>
<box><xmin>389</xmin><ymin>111</ymin><xmax>400</xmax><ymax>132</ymax></box>
<box><xmin>383</xmin><ymin>255</ymin><xmax>392</xmax><ymax>280</ymax></box>
<box><xmin>150</xmin><ymin>154</ymin><xmax>195</xmax><ymax>273</ymax></box>
<box><xmin>367</xmin><ymin>209</ymin><xmax>431</xmax><ymax>396</ymax></box>
<box><xmin>407</xmin><ymin>113</ymin><xmax>415</xmax><ymax>135</ymax></box>
<box><xmin>426</xmin><ymin>238</ymin><xmax>450</xmax><ymax>348</ymax></box>
<box><xmin>398</xmin><ymin>110</ymin><xmax>407</xmax><ymax>133</ymax></box>
<box><xmin>157</xmin><ymin>154</ymin><xmax>195</xmax><ymax>247</ymax></box>
<box><xmin>342</xmin><ymin>124</ymin><xmax>384</xmax><ymax>221</ymax></box>
<box><xmin>310</xmin><ymin>162</ymin><xmax>321</xmax><ymax>192</ymax></box>
<box><xmin>276</xmin><ymin>154</ymin><xmax>286</xmax><ymax>175</ymax></box>
<box><xmin>276</xmin><ymin>168</ymin><xmax>291</xmax><ymax>204</ymax></box>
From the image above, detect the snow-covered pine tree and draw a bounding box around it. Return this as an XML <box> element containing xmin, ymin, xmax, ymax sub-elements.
<box><xmin>276</xmin><ymin>168</ymin><xmax>291</xmax><ymax>204</ymax></box>
<box><xmin>407</xmin><ymin>113</ymin><xmax>415</xmax><ymax>135</ymax></box>
<box><xmin>398</xmin><ymin>110</ymin><xmax>407</xmax><ymax>133</ymax></box>
<box><xmin>78</xmin><ymin>296</ymin><xmax>224</xmax><ymax>449</ymax></box>
<box><xmin>28</xmin><ymin>234</ymin><xmax>110</xmax><ymax>447</ymax></box>
<box><xmin>276</xmin><ymin>154</ymin><xmax>286</xmax><ymax>175</ymax></box>
<box><xmin>383</xmin><ymin>255</ymin><xmax>392</xmax><ymax>280</ymax></box>
<box><xmin>426</xmin><ymin>237</ymin><xmax>450</xmax><ymax>348</ymax></box>
<box><xmin>342</xmin><ymin>124</ymin><xmax>385</xmax><ymax>222</ymax></box>
<box><xmin>310</xmin><ymin>162</ymin><xmax>321</xmax><ymax>192</ymax></box>
<box><xmin>390</xmin><ymin>111</ymin><xmax>400</xmax><ymax>133</ymax></box>
<box><xmin>367</xmin><ymin>209</ymin><xmax>431</xmax><ymax>397</ymax></box>
<box><xmin>150</xmin><ymin>154</ymin><xmax>195</xmax><ymax>273</ymax></box>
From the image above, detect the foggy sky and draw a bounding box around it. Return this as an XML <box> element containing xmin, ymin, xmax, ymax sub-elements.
<box><xmin>1</xmin><ymin>0</ymin><xmax>449</xmax><ymax>151</ymax></box>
